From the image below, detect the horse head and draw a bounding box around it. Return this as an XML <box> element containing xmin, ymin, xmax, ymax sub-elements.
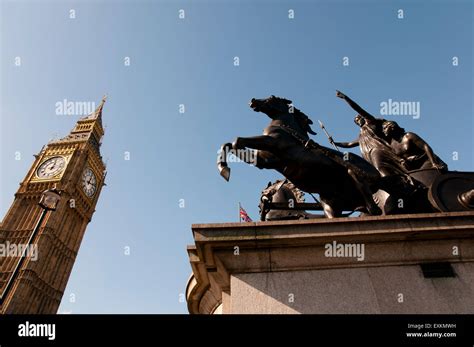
<box><xmin>259</xmin><ymin>179</ymin><xmax>308</xmax><ymax>221</ymax></box>
<box><xmin>249</xmin><ymin>95</ymin><xmax>317</xmax><ymax>137</ymax></box>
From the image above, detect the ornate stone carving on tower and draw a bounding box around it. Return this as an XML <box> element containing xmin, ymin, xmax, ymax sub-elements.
<box><xmin>0</xmin><ymin>97</ymin><xmax>107</xmax><ymax>314</ymax></box>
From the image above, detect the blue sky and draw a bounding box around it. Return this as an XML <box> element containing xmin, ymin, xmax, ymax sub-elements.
<box><xmin>0</xmin><ymin>0</ymin><xmax>472</xmax><ymax>313</ymax></box>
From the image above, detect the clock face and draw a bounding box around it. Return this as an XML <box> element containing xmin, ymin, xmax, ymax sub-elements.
<box><xmin>81</xmin><ymin>167</ymin><xmax>97</xmax><ymax>198</ymax></box>
<box><xmin>36</xmin><ymin>156</ymin><xmax>66</xmax><ymax>179</ymax></box>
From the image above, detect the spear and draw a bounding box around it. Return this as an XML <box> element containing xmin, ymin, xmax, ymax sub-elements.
<box><xmin>318</xmin><ymin>120</ymin><xmax>340</xmax><ymax>152</ymax></box>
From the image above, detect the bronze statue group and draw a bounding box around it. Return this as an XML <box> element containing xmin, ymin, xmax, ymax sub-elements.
<box><xmin>218</xmin><ymin>91</ymin><xmax>473</xmax><ymax>219</ymax></box>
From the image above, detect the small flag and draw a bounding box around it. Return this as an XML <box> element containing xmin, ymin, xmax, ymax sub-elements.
<box><xmin>239</xmin><ymin>203</ymin><xmax>252</xmax><ymax>222</ymax></box>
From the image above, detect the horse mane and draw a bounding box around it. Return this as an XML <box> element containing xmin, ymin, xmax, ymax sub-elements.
<box><xmin>293</xmin><ymin>107</ymin><xmax>314</xmax><ymax>126</ymax></box>
<box><xmin>274</xmin><ymin>96</ymin><xmax>313</xmax><ymax>128</ymax></box>
<box><xmin>262</xmin><ymin>179</ymin><xmax>306</xmax><ymax>203</ymax></box>
<box><xmin>272</xmin><ymin>96</ymin><xmax>316</xmax><ymax>135</ymax></box>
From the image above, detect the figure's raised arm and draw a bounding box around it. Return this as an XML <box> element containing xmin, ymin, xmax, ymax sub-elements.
<box><xmin>336</xmin><ymin>90</ymin><xmax>376</xmax><ymax>122</ymax></box>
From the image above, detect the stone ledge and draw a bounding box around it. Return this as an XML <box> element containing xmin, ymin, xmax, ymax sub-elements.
<box><xmin>186</xmin><ymin>211</ymin><xmax>474</xmax><ymax>314</ymax></box>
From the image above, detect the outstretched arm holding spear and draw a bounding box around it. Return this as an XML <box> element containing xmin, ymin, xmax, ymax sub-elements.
<box><xmin>318</xmin><ymin>119</ymin><xmax>359</xmax><ymax>149</ymax></box>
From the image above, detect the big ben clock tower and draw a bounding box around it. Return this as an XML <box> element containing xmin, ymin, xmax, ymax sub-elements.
<box><xmin>0</xmin><ymin>97</ymin><xmax>107</xmax><ymax>314</ymax></box>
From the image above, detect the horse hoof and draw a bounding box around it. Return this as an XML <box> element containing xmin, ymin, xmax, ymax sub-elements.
<box><xmin>368</xmin><ymin>205</ymin><xmax>382</xmax><ymax>216</ymax></box>
<box><xmin>219</xmin><ymin>167</ymin><xmax>231</xmax><ymax>181</ymax></box>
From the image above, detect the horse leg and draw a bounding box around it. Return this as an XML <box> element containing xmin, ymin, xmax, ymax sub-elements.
<box><xmin>234</xmin><ymin>148</ymin><xmax>281</xmax><ymax>170</ymax></box>
<box><xmin>217</xmin><ymin>143</ymin><xmax>232</xmax><ymax>181</ymax></box>
<box><xmin>229</xmin><ymin>139</ymin><xmax>282</xmax><ymax>170</ymax></box>
<box><xmin>227</xmin><ymin>135</ymin><xmax>281</xmax><ymax>175</ymax></box>
<box><xmin>232</xmin><ymin>135</ymin><xmax>279</xmax><ymax>152</ymax></box>
<box><xmin>218</xmin><ymin>136</ymin><xmax>281</xmax><ymax>180</ymax></box>
<box><xmin>320</xmin><ymin>200</ymin><xmax>340</xmax><ymax>218</ymax></box>
<box><xmin>347</xmin><ymin>168</ymin><xmax>382</xmax><ymax>215</ymax></box>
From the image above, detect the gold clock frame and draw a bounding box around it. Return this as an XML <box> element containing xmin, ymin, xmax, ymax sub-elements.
<box><xmin>31</xmin><ymin>154</ymin><xmax>72</xmax><ymax>183</ymax></box>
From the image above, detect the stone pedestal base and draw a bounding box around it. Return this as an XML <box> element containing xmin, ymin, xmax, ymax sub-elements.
<box><xmin>186</xmin><ymin>212</ymin><xmax>474</xmax><ymax>314</ymax></box>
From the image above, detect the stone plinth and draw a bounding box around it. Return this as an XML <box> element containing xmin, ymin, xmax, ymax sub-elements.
<box><xmin>186</xmin><ymin>211</ymin><xmax>474</xmax><ymax>314</ymax></box>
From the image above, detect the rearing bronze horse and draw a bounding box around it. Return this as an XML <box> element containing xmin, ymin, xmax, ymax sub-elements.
<box><xmin>217</xmin><ymin>95</ymin><xmax>384</xmax><ymax>218</ymax></box>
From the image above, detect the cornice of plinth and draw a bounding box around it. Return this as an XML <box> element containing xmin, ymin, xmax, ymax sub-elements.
<box><xmin>186</xmin><ymin>211</ymin><xmax>474</xmax><ymax>314</ymax></box>
<box><xmin>186</xmin><ymin>246</ymin><xmax>224</xmax><ymax>315</ymax></box>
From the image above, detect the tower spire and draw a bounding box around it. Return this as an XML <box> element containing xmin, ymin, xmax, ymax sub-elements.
<box><xmin>54</xmin><ymin>96</ymin><xmax>106</xmax><ymax>153</ymax></box>
<box><xmin>81</xmin><ymin>95</ymin><xmax>107</xmax><ymax>125</ymax></box>
<box><xmin>94</xmin><ymin>94</ymin><xmax>107</xmax><ymax>118</ymax></box>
